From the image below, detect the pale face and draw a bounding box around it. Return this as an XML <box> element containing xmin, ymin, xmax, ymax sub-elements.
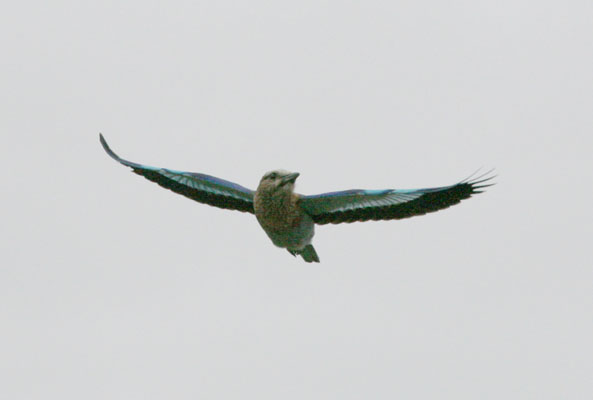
<box><xmin>259</xmin><ymin>169</ymin><xmax>300</xmax><ymax>191</ymax></box>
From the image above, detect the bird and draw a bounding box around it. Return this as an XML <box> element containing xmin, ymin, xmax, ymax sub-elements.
<box><xmin>100</xmin><ymin>134</ymin><xmax>494</xmax><ymax>263</ymax></box>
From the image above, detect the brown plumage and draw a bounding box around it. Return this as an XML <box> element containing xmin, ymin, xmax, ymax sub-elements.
<box><xmin>254</xmin><ymin>170</ymin><xmax>319</xmax><ymax>262</ymax></box>
<box><xmin>100</xmin><ymin>134</ymin><xmax>493</xmax><ymax>263</ymax></box>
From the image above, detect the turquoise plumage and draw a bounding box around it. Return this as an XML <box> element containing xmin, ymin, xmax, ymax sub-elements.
<box><xmin>100</xmin><ymin>134</ymin><xmax>254</xmax><ymax>213</ymax></box>
<box><xmin>100</xmin><ymin>134</ymin><xmax>494</xmax><ymax>262</ymax></box>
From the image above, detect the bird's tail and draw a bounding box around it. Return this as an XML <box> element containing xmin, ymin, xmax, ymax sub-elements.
<box><xmin>299</xmin><ymin>244</ymin><xmax>320</xmax><ymax>263</ymax></box>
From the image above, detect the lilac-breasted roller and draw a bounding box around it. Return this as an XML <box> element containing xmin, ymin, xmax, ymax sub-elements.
<box><xmin>100</xmin><ymin>134</ymin><xmax>494</xmax><ymax>263</ymax></box>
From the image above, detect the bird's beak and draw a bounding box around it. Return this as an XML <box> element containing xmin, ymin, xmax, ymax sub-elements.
<box><xmin>280</xmin><ymin>172</ymin><xmax>300</xmax><ymax>186</ymax></box>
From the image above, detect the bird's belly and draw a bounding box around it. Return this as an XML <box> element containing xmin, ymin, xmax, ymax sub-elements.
<box><xmin>258</xmin><ymin>214</ymin><xmax>315</xmax><ymax>250</ymax></box>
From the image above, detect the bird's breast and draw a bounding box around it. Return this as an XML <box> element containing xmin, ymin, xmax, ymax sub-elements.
<box><xmin>255</xmin><ymin>209</ymin><xmax>314</xmax><ymax>250</ymax></box>
<box><xmin>254</xmin><ymin>195</ymin><xmax>299</xmax><ymax>230</ymax></box>
<box><xmin>254</xmin><ymin>191</ymin><xmax>314</xmax><ymax>249</ymax></box>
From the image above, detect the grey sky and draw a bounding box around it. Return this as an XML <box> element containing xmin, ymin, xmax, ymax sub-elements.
<box><xmin>2</xmin><ymin>1</ymin><xmax>592</xmax><ymax>399</ymax></box>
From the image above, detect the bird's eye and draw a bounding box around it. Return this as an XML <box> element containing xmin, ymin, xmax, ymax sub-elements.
<box><xmin>269</xmin><ymin>173</ymin><xmax>277</xmax><ymax>179</ymax></box>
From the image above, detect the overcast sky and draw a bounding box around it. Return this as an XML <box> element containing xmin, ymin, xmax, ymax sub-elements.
<box><xmin>2</xmin><ymin>1</ymin><xmax>592</xmax><ymax>399</ymax></box>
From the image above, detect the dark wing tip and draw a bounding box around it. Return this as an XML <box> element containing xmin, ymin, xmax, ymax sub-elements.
<box><xmin>463</xmin><ymin>167</ymin><xmax>496</xmax><ymax>182</ymax></box>
<box><xmin>466</xmin><ymin>169</ymin><xmax>497</xmax><ymax>193</ymax></box>
<box><xmin>99</xmin><ymin>133</ymin><xmax>122</xmax><ymax>162</ymax></box>
<box><xmin>99</xmin><ymin>134</ymin><xmax>143</xmax><ymax>169</ymax></box>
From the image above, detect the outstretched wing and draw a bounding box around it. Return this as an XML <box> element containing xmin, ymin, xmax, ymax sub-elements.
<box><xmin>299</xmin><ymin>172</ymin><xmax>494</xmax><ymax>224</ymax></box>
<box><xmin>100</xmin><ymin>134</ymin><xmax>255</xmax><ymax>213</ymax></box>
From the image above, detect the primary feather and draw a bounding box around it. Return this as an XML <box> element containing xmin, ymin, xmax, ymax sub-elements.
<box><xmin>99</xmin><ymin>134</ymin><xmax>255</xmax><ymax>213</ymax></box>
<box><xmin>299</xmin><ymin>172</ymin><xmax>494</xmax><ymax>224</ymax></box>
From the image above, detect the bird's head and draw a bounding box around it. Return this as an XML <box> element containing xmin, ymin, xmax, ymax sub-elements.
<box><xmin>258</xmin><ymin>169</ymin><xmax>300</xmax><ymax>193</ymax></box>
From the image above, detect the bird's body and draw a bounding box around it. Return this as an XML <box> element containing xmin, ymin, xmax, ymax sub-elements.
<box><xmin>254</xmin><ymin>170</ymin><xmax>318</xmax><ymax>262</ymax></box>
<box><xmin>100</xmin><ymin>134</ymin><xmax>493</xmax><ymax>263</ymax></box>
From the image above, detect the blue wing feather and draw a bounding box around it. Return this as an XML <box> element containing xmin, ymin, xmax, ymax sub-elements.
<box><xmin>299</xmin><ymin>174</ymin><xmax>494</xmax><ymax>224</ymax></box>
<box><xmin>100</xmin><ymin>134</ymin><xmax>255</xmax><ymax>213</ymax></box>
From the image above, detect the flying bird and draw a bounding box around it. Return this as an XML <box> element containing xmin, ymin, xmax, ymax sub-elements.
<box><xmin>100</xmin><ymin>134</ymin><xmax>493</xmax><ymax>263</ymax></box>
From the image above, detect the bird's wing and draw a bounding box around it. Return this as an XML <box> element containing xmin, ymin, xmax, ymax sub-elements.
<box><xmin>299</xmin><ymin>172</ymin><xmax>494</xmax><ymax>224</ymax></box>
<box><xmin>100</xmin><ymin>134</ymin><xmax>255</xmax><ymax>213</ymax></box>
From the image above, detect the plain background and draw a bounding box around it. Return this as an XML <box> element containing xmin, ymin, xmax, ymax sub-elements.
<box><xmin>1</xmin><ymin>1</ymin><xmax>592</xmax><ymax>399</ymax></box>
